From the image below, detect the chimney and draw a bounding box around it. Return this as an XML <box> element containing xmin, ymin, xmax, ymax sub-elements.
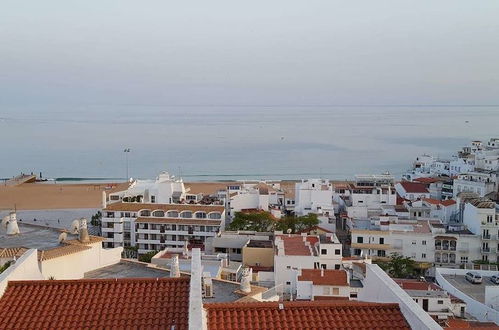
<box><xmin>78</xmin><ymin>218</ymin><xmax>90</xmax><ymax>243</ymax></box>
<box><xmin>102</xmin><ymin>191</ymin><xmax>107</xmax><ymax>209</ymax></box>
<box><xmin>4</xmin><ymin>212</ymin><xmax>20</xmax><ymax>236</ymax></box>
<box><xmin>240</xmin><ymin>268</ymin><xmax>252</xmax><ymax>293</ymax></box>
<box><xmin>170</xmin><ymin>255</ymin><xmax>180</xmax><ymax>278</ymax></box>
<box><xmin>320</xmin><ymin>268</ymin><xmax>324</xmax><ymax>277</ymax></box>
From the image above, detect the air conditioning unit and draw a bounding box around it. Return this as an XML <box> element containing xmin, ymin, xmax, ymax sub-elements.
<box><xmin>203</xmin><ymin>272</ymin><xmax>214</xmax><ymax>298</ymax></box>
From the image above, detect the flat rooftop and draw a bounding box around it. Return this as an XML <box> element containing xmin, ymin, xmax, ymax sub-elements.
<box><xmin>84</xmin><ymin>261</ymin><xmax>172</xmax><ymax>279</ymax></box>
<box><xmin>84</xmin><ymin>261</ymin><xmax>256</xmax><ymax>303</ymax></box>
<box><xmin>246</xmin><ymin>240</ymin><xmax>273</xmax><ymax>248</ymax></box>
<box><xmin>0</xmin><ymin>223</ymin><xmax>77</xmax><ymax>250</ymax></box>
<box><xmin>442</xmin><ymin>274</ymin><xmax>492</xmax><ymax>304</ymax></box>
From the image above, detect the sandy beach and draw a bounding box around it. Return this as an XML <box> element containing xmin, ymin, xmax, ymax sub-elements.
<box><xmin>0</xmin><ymin>182</ymin><xmax>129</xmax><ymax>211</ymax></box>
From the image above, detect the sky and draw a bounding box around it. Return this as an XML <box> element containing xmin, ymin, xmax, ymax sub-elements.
<box><xmin>1</xmin><ymin>0</ymin><xmax>499</xmax><ymax>107</ymax></box>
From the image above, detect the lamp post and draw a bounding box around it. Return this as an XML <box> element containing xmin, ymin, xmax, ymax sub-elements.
<box><xmin>124</xmin><ymin>148</ymin><xmax>131</xmax><ymax>180</ymax></box>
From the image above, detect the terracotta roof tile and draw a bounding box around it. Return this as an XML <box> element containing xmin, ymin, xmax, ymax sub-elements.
<box><xmin>399</xmin><ymin>182</ymin><xmax>429</xmax><ymax>194</ymax></box>
<box><xmin>0</xmin><ymin>247</ymin><xmax>27</xmax><ymax>259</ymax></box>
<box><xmin>298</xmin><ymin>269</ymin><xmax>349</xmax><ymax>286</ymax></box>
<box><xmin>204</xmin><ymin>301</ymin><xmax>410</xmax><ymax>330</ymax></box>
<box><xmin>276</xmin><ymin>235</ymin><xmax>319</xmax><ymax>256</ymax></box>
<box><xmin>441</xmin><ymin>199</ymin><xmax>457</xmax><ymax>207</ymax></box>
<box><xmin>0</xmin><ymin>278</ymin><xmax>190</xmax><ymax>329</ymax></box>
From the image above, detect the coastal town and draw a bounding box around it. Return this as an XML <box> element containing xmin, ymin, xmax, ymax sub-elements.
<box><xmin>1</xmin><ymin>138</ymin><xmax>499</xmax><ymax>329</ymax></box>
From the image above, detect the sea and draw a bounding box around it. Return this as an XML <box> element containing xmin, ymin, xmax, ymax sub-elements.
<box><xmin>1</xmin><ymin>105</ymin><xmax>498</xmax><ymax>182</ymax></box>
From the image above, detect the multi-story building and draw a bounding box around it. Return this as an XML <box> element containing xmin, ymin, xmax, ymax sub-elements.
<box><xmin>453</xmin><ymin>170</ymin><xmax>498</xmax><ymax>198</ymax></box>
<box><xmin>274</xmin><ymin>233</ymin><xmax>343</xmax><ymax>294</ymax></box>
<box><xmin>349</xmin><ymin>174</ymin><xmax>397</xmax><ymax>207</ymax></box>
<box><xmin>463</xmin><ymin>198</ymin><xmax>499</xmax><ymax>263</ymax></box>
<box><xmin>395</xmin><ymin>182</ymin><xmax>431</xmax><ymax>201</ymax></box>
<box><xmin>101</xmin><ymin>203</ymin><xmax>225</xmax><ymax>254</ymax></box>
<box><xmin>350</xmin><ymin>217</ymin><xmax>481</xmax><ymax>267</ymax></box>
<box><xmin>294</xmin><ymin>179</ymin><xmax>335</xmax><ymax>231</ymax></box>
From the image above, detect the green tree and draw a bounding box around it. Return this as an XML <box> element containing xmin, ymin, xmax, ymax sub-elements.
<box><xmin>276</xmin><ymin>214</ymin><xmax>320</xmax><ymax>233</ymax></box>
<box><xmin>377</xmin><ymin>253</ymin><xmax>417</xmax><ymax>278</ymax></box>
<box><xmin>91</xmin><ymin>211</ymin><xmax>102</xmax><ymax>226</ymax></box>
<box><xmin>139</xmin><ymin>251</ymin><xmax>158</xmax><ymax>263</ymax></box>
<box><xmin>229</xmin><ymin>211</ymin><xmax>276</xmax><ymax>232</ymax></box>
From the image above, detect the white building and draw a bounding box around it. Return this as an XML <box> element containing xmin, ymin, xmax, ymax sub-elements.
<box><xmin>395</xmin><ymin>182</ymin><xmax>431</xmax><ymax>201</ymax></box>
<box><xmin>273</xmin><ymin>233</ymin><xmax>343</xmax><ymax>294</ymax></box>
<box><xmin>101</xmin><ymin>202</ymin><xmax>226</xmax><ymax>254</ymax></box>
<box><xmin>295</xmin><ymin>179</ymin><xmax>335</xmax><ymax>230</ymax></box>
<box><xmin>462</xmin><ymin>198</ymin><xmax>499</xmax><ymax>263</ymax></box>
<box><xmin>453</xmin><ymin>170</ymin><xmax>498</xmax><ymax>198</ymax></box>
<box><xmin>296</xmin><ymin>269</ymin><xmax>362</xmax><ymax>301</ymax></box>
<box><xmin>108</xmin><ymin>171</ymin><xmax>200</xmax><ymax>204</ymax></box>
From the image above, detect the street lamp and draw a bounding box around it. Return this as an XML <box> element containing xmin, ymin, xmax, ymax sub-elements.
<box><xmin>124</xmin><ymin>148</ymin><xmax>131</xmax><ymax>180</ymax></box>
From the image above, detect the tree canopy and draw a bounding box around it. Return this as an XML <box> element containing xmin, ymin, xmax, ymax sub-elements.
<box><xmin>376</xmin><ymin>253</ymin><xmax>418</xmax><ymax>278</ymax></box>
<box><xmin>229</xmin><ymin>211</ymin><xmax>320</xmax><ymax>233</ymax></box>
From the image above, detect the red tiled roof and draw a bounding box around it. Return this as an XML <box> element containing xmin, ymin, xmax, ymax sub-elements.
<box><xmin>204</xmin><ymin>301</ymin><xmax>410</xmax><ymax>330</ymax></box>
<box><xmin>414</xmin><ymin>177</ymin><xmax>441</xmax><ymax>184</ymax></box>
<box><xmin>296</xmin><ymin>225</ymin><xmax>334</xmax><ymax>234</ymax></box>
<box><xmin>423</xmin><ymin>198</ymin><xmax>442</xmax><ymax>205</ymax></box>
<box><xmin>276</xmin><ymin>235</ymin><xmax>319</xmax><ymax>256</ymax></box>
<box><xmin>0</xmin><ymin>278</ymin><xmax>190</xmax><ymax>330</ymax></box>
<box><xmin>298</xmin><ymin>269</ymin><xmax>348</xmax><ymax>286</ymax></box>
<box><xmin>446</xmin><ymin>318</ymin><xmax>499</xmax><ymax>329</ymax></box>
<box><xmin>441</xmin><ymin>199</ymin><xmax>457</xmax><ymax>207</ymax></box>
<box><xmin>393</xmin><ymin>279</ymin><xmax>442</xmax><ymax>291</ymax></box>
<box><xmin>399</xmin><ymin>182</ymin><xmax>429</xmax><ymax>194</ymax></box>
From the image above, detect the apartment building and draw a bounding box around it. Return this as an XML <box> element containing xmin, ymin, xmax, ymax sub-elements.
<box><xmin>453</xmin><ymin>170</ymin><xmax>498</xmax><ymax>198</ymax></box>
<box><xmin>295</xmin><ymin>179</ymin><xmax>335</xmax><ymax>231</ymax></box>
<box><xmin>463</xmin><ymin>198</ymin><xmax>499</xmax><ymax>263</ymax></box>
<box><xmin>101</xmin><ymin>202</ymin><xmax>225</xmax><ymax>254</ymax></box>
<box><xmin>274</xmin><ymin>233</ymin><xmax>343</xmax><ymax>294</ymax></box>
<box><xmin>350</xmin><ymin>217</ymin><xmax>481</xmax><ymax>267</ymax></box>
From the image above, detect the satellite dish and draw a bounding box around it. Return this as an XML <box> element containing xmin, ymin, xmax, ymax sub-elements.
<box><xmin>286</xmin><ymin>228</ymin><xmax>292</xmax><ymax>234</ymax></box>
<box><xmin>70</xmin><ymin>219</ymin><xmax>80</xmax><ymax>234</ymax></box>
<box><xmin>58</xmin><ymin>232</ymin><xmax>67</xmax><ymax>244</ymax></box>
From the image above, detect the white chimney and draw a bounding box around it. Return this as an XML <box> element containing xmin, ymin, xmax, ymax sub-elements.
<box><xmin>320</xmin><ymin>268</ymin><xmax>324</xmax><ymax>277</ymax></box>
<box><xmin>78</xmin><ymin>218</ymin><xmax>90</xmax><ymax>243</ymax></box>
<box><xmin>4</xmin><ymin>212</ymin><xmax>20</xmax><ymax>236</ymax></box>
<box><xmin>102</xmin><ymin>191</ymin><xmax>107</xmax><ymax>209</ymax></box>
<box><xmin>240</xmin><ymin>268</ymin><xmax>252</xmax><ymax>293</ymax></box>
<box><xmin>170</xmin><ymin>255</ymin><xmax>180</xmax><ymax>278</ymax></box>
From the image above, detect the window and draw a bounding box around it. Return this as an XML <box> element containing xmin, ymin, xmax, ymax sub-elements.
<box><xmin>437</xmin><ymin>300</ymin><xmax>443</xmax><ymax>305</ymax></box>
<box><xmin>335</xmin><ymin>249</ymin><xmax>341</xmax><ymax>255</ymax></box>
<box><xmin>151</xmin><ymin>196</ymin><xmax>156</xmax><ymax>203</ymax></box>
<box><xmin>334</xmin><ymin>264</ymin><xmax>341</xmax><ymax>270</ymax></box>
<box><xmin>461</xmin><ymin>256</ymin><xmax>468</xmax><ymax>263</ymax></box>
<box><xmin>314</xmin><ymin>262</ymin><xmax>320</xmax><ymax>269</ymax></box>
<box><xmin>195</xmin><ymin>212</ymin><xmax>207</xmax><ymax>219</ymax></box>
<box><xmin>287</xmin><ymin>266</ymin><xmax>291</xmax><ymax>269</ymax></box>
<box><xmin>487</xmin><ymin>215</ymin><xmax>493</xmax><ymax>223</ymax></box>
<box><xmin>422</xmin><ymin>253</ymin><xmax>426</xmax><ymax>259</ymax></box>
<box><xmin>412</xmin><ymin>240</ymin><xmax>416</xmax><ymax>245</ymax></box>
<box><xmin>357</xmin><ymin>237</ymin><xmax>364</xmax><ymax>243</ymax></box>
<box><xmin>321</xmin><ymin>264</ymin><xmax>326</xmax><ymax>269</ymax></box>
<box><xmin>180</xmin><ymin>211</ymin><xmax>192</xmax><ymax>218</ymax></box>
<box><xmin>286</xmin><ymin>281</ymin><xmax>291</xmax><ymax>285</ymax></box>
<box><xmin>422</xmin><ymin>240</ymin><xmax>426</xmax><ymax>245</ymax></box>
<box><xmin>321</xmin><ymin>249</ymin><xmax>327</xmax><ymax>255</ymax></box>
<box><xmin>332</xmin><ymin>288</ymin><xmax>339</xmax><ymax>295</ymax></box>
<box><xmin>350</xmin><ymin>293</ymin><xmax>358</xmax><ymax>299</ymax></box>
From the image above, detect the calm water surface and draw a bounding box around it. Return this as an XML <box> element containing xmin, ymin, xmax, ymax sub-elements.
<box><xmin>1</xmin><ymin>106</ymin><xmax>498</xmax><ymax>181</ymax></box>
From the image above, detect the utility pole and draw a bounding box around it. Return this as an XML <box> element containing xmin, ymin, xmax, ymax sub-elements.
<box><xmin>124</xmin><ymin>148</ymin><xmax>131</xmax><ymax>180</ymax></box>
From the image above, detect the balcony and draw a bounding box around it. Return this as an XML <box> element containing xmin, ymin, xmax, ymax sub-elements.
<box><xmin>482</xmin><ymin>234</ymin><xmax>497</xmax><ymax>240</ymax></box>
<box><xmin>481</xmin><ymin>247</ymin><xmax>497</xmax><ymax>254</ymax></box>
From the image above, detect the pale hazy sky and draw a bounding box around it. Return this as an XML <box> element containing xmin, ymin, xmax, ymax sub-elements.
<box><xmin>2</xmin><ymin>0</ymin><xmax>499</xmax><ymax>106</ymax></box>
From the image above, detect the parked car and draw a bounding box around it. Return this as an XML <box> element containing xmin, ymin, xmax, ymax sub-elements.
<box><xmin>465</xmin><ymin>272</ymin><xmax>482</xmax><ymax>284</ymax></box>
<box><xmin>490</xmin><ymin>275</ymin><xmax>499</xmax><ymax>284</ymax></box>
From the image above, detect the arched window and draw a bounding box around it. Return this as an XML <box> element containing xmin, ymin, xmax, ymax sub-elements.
<box><xmin>180</xmin><ymin>211</ymin><xmax>192</xmax><ymax>218</ymax></box>
<box><xmin>167</xmin><ymin>211</ymin><xmax>179</xmax><ymax>218</ymax></box>
<box><xmin>139</xmin><ymin>210</ymin><xmax>151</xmax><ymax>217</ymax></box>
<box><xmin>195</xmin><ymin>212</ymin><xmax>207</xmax><ymax>219</ymax></box>
<box><xmin>152</xmin><ymin>210</ymin><xmax>165</xmax><ymax>217</ymax></box>
<box><xmin>208</xmin><ymin>212</ymin><xmax>221</xmax><ymax>220</ymax></box>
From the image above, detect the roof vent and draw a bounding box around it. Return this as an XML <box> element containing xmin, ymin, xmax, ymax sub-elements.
<box><xmin>2</xmin><ymin>212</ymin><xmax>20</xmax><ymax>236</ymax></box>
<box><xmin>278</xmin><ymin>303</ymin><xmax>284</xmax><ymax>310</ymax></box>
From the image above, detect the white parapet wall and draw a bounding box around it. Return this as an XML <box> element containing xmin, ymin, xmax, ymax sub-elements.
<box><xmin>0</xmin><ymin>208</ymin><xmax>100</xmax><ymax>230</ymax></box>
<box><xmin>435</xmin><ymin>268</ymin><xmax>499</xmax><ymax>325</ymax></box>
<box><xmin>0</xmin><ymin>249</ymin><xmax>44</xmax><ymax>297</ymax></box>
<box><xmin>189</xmin><ymin>248</ymin><xmax>206</xmax><ymax>330</ymax></box>
<box><xmin>359</xmin><ymin>264</ymin><xmax>441</xmax><ymax>330</ymax></box>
